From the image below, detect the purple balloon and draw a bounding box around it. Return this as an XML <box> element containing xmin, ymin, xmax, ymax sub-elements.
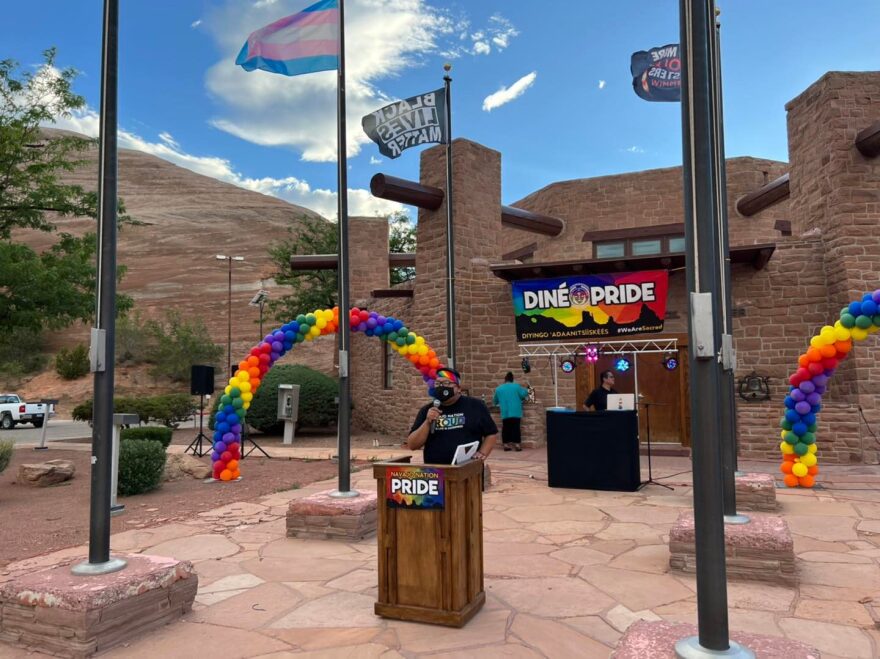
<box><xmin>271</xmin><ymin>341</ymin><xmax>283</xmax><ymax>352</ymax></box>
<box><xmin>215</xmin><ymin>441</ymin><xmax>227</xmax><ymax>453</ymax></box>
<box><xmin>270</xmin><ymin>351</ymin><xmax>280</xmax><ymax>361</ymax></box>
<box><xmin>369</xmin><ymin>310</ymin><xmax>378</xmax><ymax>318</ymax></box>
<box><xmin>210</xmin><ymin>451</ymin><xmax>220</xmax><ymax>461</ymax></box>
<box><xmin>366</xmin><ymin>317</ymin><xmax>378</xmax><ymax>329</ymax></box>
<box><xmin>795</xmin><ymin>401</ymin><xmax>811</xmax><ymax>415</ymax></box>
<box><xmin>824</xmin><ymin>369</ymin><xmax>835</xmax><ymax>377</ymax></box>
<box><xmin>790</xmin><ymin>389</ymin><xmax>806</xmax><ymax>402</ymax></box>
<box><xmin>376</xmin><ymin>315</ymin><xmax>387</xmax><ymax>325</ymax></box>
<box><xmin>806</xmin><ymin>392</ymin><xmax>822</xmax><ymax>405</ymax></box>
<box><xmin>222</xmin><ymin>432</ymin><xmax>234</xmax><ymax>442</ymax></box>
<box><xmin>273</xmin><ymin>330</ymin><xmax>284</xmax><ymax>338</ymax></box>
<box><xmin>357</xmin><ymin>322</ymin><xmax>367</xmax><ymax>332</ymax></box>
<box><xmin>422</xmin><ymin>374</ymin><xmax>430</xmax><ymax>382</ymax></box>
<box><xmin>264</xmin><ymin>334</ymin><xmax>274</xmax><ymax>344</ymax></box>
<box><xmin>799</xmin><ymin>380</ymin><xmax>816</xmax><ymax>394</ymax></box>
<box><xmin>873</xmin><ymin>290</ymin><xmax>880</xmax><ymax>304</ymax></box>
<box><xmin>231</xmin><ymin>424</ymin><xmax>242</xmax><ymax>434</ymax></box>
<box><xmin>815</xmin><ymin>385</ymin><xmax>827</xmax><ymax>395</ymax></box>
<box><xmin>812</xmin><ymin>374</ymin><xmax>829</xmax><ymax>387</ymax></box>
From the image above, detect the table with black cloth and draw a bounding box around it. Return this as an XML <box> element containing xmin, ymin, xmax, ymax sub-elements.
<box><xmin>545</xmin><ymin>409</ymin><xmax>640</xmax><ymax>491</ymax></box>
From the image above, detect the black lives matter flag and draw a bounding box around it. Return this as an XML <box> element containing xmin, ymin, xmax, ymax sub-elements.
<box><xmin>362</xmin><ymin>89</ymin><xmax>447</xmax><ymax>159</ymax></box>
<box><xmin>630</xmin><ymin>44</ymin><xmax>681</xmax><ymax>102</ymax></box>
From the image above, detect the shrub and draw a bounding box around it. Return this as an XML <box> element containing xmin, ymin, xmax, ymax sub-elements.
<box><xmin>120</xmin><ymin>426</ymin><xmax>172</xmax><ymax>449</ymax></box>
<box><xmin>144</xmin><ymin>311</ymin><xmax>223</xmax><ymax>382</ymax></box>
<box><xmin>55</xmin><ymin>344</ymin><xmax>90</xmax><ymax>379</ymax></box>
<box><xmin>72</xmin><ymin>394</ymin><xmax>195</xmax><ymax>429</ymax></box>
<box><xmin>0</xmin><ymin>327</ymin><xmax>47</xmax><ymax>382</ymax></box>
<box><xmin>247</xmin><ymin>365</ymin><xmax>337</xmax><ymax>434</ymax></box>
<box><xmin>117</xmin><ymin>439</ymin><xmax>166</xmax><ymax>496</ymax></box>
<box><xmin>0</xmin><ymin>439</ymin><xmax>13</xmax><ymax>475</ymax></box>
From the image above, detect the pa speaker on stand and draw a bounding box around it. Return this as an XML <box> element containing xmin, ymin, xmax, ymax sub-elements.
<box><xmin>186</xmin><ymin>365</ymin><xmax>215</xmax><ymax>457</ymax></box>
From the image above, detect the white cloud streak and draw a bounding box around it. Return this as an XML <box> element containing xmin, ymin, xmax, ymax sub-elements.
<box><xmin>598</xmin><ymin>80</ymin><xmax>606</xmax><ymax>89</ymax></box>
<box><xmin>482</xmin><ymin>72</ymin><xmax>537</xmax><ymax>112</ymax></box>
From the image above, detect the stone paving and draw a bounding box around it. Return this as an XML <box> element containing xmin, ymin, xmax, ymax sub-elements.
<box><xmin>2</xmin><ymin>450</ymin><xmax>880</xmax><ymax>658</ymax></box>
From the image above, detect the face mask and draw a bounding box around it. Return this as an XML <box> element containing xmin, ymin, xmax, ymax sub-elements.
<box><xmin>435</xmin><ymin>386</ymin><xmax>455</xmax><ymax>402</ymax></box>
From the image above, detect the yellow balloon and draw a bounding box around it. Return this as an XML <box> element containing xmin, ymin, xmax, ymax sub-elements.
<box><xmin>229</xmin><ymin>377</ymin><xmax>239</xmax><ymax>386</ymax></box>
<box><xmin>809</xmin><ymin>335</ymin><xmax>824</xmax><ymax>349</ymax></box>
<box><xmin>239</xmin><ymin>381</ymin><xmax>252</xmax><ymax>393</ymax></box>
<box><xmin>407</xmin><ymin>344</ymin><xmax>418</xmax><ymax>355</ymax></box>
<box><xmin>781</xmin><ymin>429</ymin><xmax>786</xmax><ymax>439</ymax></box>
<box><xmin>800</xmin><ymin>453</ymin><xmax>817</xmax><ymax>467</ymax></box>
<box><xmin>869</xmin><ymin>324</ymin><xmax>879</xmax><ymax>334</ymax></box>
<box><xmin>417</xmin><ymin>346</ymin><xmax>428</xmax><ymax>356</ymax></box>
<box><xmin>242</xmin><ymin>392</ymin><xmax>253</xmax><ymax>402</ymax></box>
<box><xmin>309</xmin><ymin>325</ymin><xmax>320</xmax><ymax>336</ymax></box>
<box><xmin>236</xmin><ymin>370</ymin><xmax>250</xmax><ymax>381</ymax></box>
<box><xmin>819</xmin><ymin>327</ymin><xmax>836</xmax><ymax>344</ymax></box>
<box><xmin>807</xmin><ymin>443</ymin><xmax>818</xmax><ymax>454</ymax></box>
<box><xmin>224</xmin><ymin>385</ymin><xmax>232</xmax><ymax>395</ymax></box>
<box><xmin>415</xmin><ymin>336</ymin><xmax>425</xmax><ymax>345</ymax></box>
<box><xmin>792</xmin><ymin>463</ymin><xmax>808</xmax><ymax>478</ymax></box>
<box><xmin>780</xmin><ymin>441</ymin><xmax>794</xmax><ymax>454</ymax></box>
<box><xmin>316</xmin><ymin>319</ymin><xmax>327</xmax><ymax>329</ymax></box>
<box><xmin>851</xmin><ymin>327</ymin><xmax>868</xmax><ymax>341</ymax></box>
<box><xmin>243</xmin><ymin>402</ymin><xmax>250</xmax><ymax>409</ymax></box>
<box><xmin>305</xmin><ymin>333</ymin><xmax>314</xmax><ymax>341</ymax></box>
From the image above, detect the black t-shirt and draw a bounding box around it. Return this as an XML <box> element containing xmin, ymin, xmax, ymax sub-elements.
<box><xmin>411</xmin><ymin>396</ymin><xmax>498</xmax><ymax>465</ymax></box>
<box><xmin>585</xmin><ymin>386</ymin><xmax>617</xmax><ymax>411</ymax></box>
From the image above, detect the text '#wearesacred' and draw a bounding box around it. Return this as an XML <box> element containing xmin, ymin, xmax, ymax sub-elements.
<box><xmin>630</xmin><ymin>43</ymin><xmax>681</xmax><ymax>102</ymax></box>
<box><xmin>511</xmin><ymin>271</ymin><xmax>669</xmax><ymax>342</ymax></box>
<box><xmin>362</xmin><ymin>89</ymin><xmax>448</xmax><ymax>159</ymax></box>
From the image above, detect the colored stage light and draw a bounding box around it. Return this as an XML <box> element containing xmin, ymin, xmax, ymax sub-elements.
<box><xmin>615</xmin><ymin>358</ymin><xmax>631</xmax><ymax>372</ymax></box>
<box><xmin>560</xmin><ymin>357</ymin><xmax>575</xmax><ymax>373</ymax></box>
<box><xmin>663</xmin><ymin>356</ymin><xmax>679</xmax><ymax>371</ymax></box>
<box><xmin>584</xmin><ymin>345</ymin><xmax>599</xmax><ymax>363</ymax></box>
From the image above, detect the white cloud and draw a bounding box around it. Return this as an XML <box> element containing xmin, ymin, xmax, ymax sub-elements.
<box><xmin>624</xmin><ymin>145</ymin><xmax>645</xmax><ymax>154</ymax></box>
<box><xmin>598</xmin><ymin>80</ymin><xmax>606</xmax><ymax>90</ymax></box>
<box><xmin>473</xmin><ymin>41</ymin><xmax>491</xmax><ymax>55</ymax></box>
<box><xmin>482</xmin><ymin>71</ymin><xmax>537</xmax><ymax>112</ymax></box>
<box><xmin>48</xmin><ymin>104</ymin><xmax>402</xmax><ymax>220</ymax></box>
<box><xmin>369</xmin><ymin>156</ymin><xmax>382</xmax><ymax>165</ymax></box>
<box><xmin>191</xmin><ymin>19</ymin><xmax>202</xmax><ymax>28</ymax></box>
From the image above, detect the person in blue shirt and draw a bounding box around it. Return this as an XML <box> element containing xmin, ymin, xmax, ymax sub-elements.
<box><xmin>492</xmin><ymin>372</ymin><xmax>529</xmax><ymax>451</ymax></box>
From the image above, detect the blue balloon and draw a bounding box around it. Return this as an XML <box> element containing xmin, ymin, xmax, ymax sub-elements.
<box><xmin>290</xmin><ymin>322</ymin><xmax>300</xmax><ymax>333</ymax></box>
<box><xmin>216</xmin><ymin>412</ymin><xmax>227</xmax><ymax>423</ymax></box>
<box><xmin>283</xmin><ymin>342</ymin><xmax>293</xmax><ymax>351</ymax></box>
<box><xmin>226</xmin><ymin>413</ymin><xmax>240</xmax><ymax>426</ymax></box>
<box><xmin>785</xmin><ymin>409</ymin><xmax>802</xmax><ymax>423</ymax></box>
<box><xmin>811</xmin><ymin>404</ymin><xmax>821</xmax><ymax>413</ymax></box>
<box><xmin>365</xmin><ymin>328</ymin><xmax>374</xmax><ymax>336</ymax></box>
<box><xmin>213</xmin><ymin>431</ymin><xmax>223</xmax><ymax>441</ymax></box>
<box><xmin>861</xmin><ymin>300</ymin><xmax>878</xmax><ymax>316</ymax></box>
<box><xmin>849</xmin><ymin>301</ymin><xmax>863</xmax><ymax>315</ymax></box>
<box><xmin>284</xmin><ymin>330</ymin><xmax>296</xmax><ymax>341</ymax></box>
<box><xmin>792</xmin><ymin>422</ymin><xmax>807</xmax><ymax>436</ymax></box>
<box><xmin>223</xmin><ymin>404</ymin><xmax>235</xmax><ymax>414</ymax></box>
<box><xmin>393</xmin><ymin>319</ymin><xmax>404</xmax><ymax>330</ymax></box>
<box><xmin>783</xmin><ymin>396</ymin><xmax>795</xmax><ymax>409</ymax></box>
<box><xmin>217</xmin><ymin>422</ymin><xmax>230</xmax><ymax>433</ymax></box>
<box><xmin>383</xmin><ymin>322</ymin><xmax>394</xmax><ymax>334</ymax></box>
<box><xmin>802</xmin><ymin>413</ymin><xmax>817</xmax><ymax>425</ymax></box>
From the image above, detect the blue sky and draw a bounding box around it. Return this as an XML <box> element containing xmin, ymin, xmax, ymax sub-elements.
<box><xmin>4</xmin><ymin>1</ymin><xmax>879</xmax><ymax>219</ymax></box>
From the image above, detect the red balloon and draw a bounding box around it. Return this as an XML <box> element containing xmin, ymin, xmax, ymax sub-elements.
<box><xmin>259</xmin><ymin>353</ymin><xmax>270</xmax><ymax>364</ymax></box>
<box><xmin>807</xmin><ymin>362</ymin><xmax>824</xmax><ymax>375</ymax></box>
<box><xmin>822</xmin><ymin>357</ymin><xmax>838</xmax><ymax>370</ymax></box>
<box><xmin>221</xmin><ymin>451</ymin><xmax>232</xmax><ymax>462</ymax></box>
<box><xmin>358</xmin><ymin>310</ymin><xmax>369</xmax><ymax>321</ymax></box>
<box><xmin>350</xmin><ymin>307</ymin><xmax>360</xmax><ymax>316</ymax></box>
<box><xmin>250</xmin><ymin>347</ymin><xmax>261</xmax><ymax>357</ymax></box>
<box><xmin>260</xmin><ymin>342</ymin><xmax>272</xmax><ymax>353</ymax></box>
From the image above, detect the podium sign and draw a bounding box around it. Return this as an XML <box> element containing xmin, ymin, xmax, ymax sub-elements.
<box><xmin>374</xmin><ymin>460</ymin><xmax>485</xmax><ymax>627</ymax></box>
<box><xmin>386</xmin><ymin>466</ymin><xmax>445</xmax><ymax>509</ymax></box>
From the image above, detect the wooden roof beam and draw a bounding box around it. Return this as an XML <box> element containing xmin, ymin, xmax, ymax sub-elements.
<box><xmin>735</xmin><ymin>173</ymin><xmax>790</xmax><ymax>217</ymax></box>
<box><xmin>856</xmin><ymin>121</ymin><xmax>880</xmax><ymax>158</ymax></box>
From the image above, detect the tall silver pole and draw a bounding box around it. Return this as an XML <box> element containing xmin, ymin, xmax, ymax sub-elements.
<box><xmin>675</xmin><ymin>1</ymin><xmax>752</xmax><ymax>657</ymax></box>
<box><xmin>443</xmin><ymin>64</ymin><xmax>456</xmax><ymax>369</ymax></box>
<box><xmin>227</xmin><ymin>257</ymin><xmax>233</xmax><ymax>377</ymax></box>
<box><xmin>73</xmin><ymin>0</ymin><xmax>126</xmax><ymax>576</ymax></box>
<box><xmin>331</xmin><ymin>0</ymin><xmax>356</xmax><ymax>497</ymax></box>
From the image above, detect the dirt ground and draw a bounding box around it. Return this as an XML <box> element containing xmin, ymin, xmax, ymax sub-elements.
<box><xmin>0</xmin><ymin>446</ymin><xmax>366</xmax><ymax>567</ymax></box>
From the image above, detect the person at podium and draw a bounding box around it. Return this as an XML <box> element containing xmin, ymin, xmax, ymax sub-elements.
<box><xmin>584</xmin><ymin>370</ymin><xmax>618</xmax><ymax>411</ymax></box>
<box><xmin>407</xmin><ymin>368</ymin><xmax>498</xmax><ymax>464</ymax></box>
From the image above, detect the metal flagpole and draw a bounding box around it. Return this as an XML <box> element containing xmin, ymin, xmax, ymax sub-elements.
<box><xmin>331</xmin><ymin>0</ymin><xmax>357</xmax><ymax>498</ymax></box>
<box><xmin>712</xmin><ymin>8</ymin><xmax>747</xmax><ymax>523</ymax></box>
<box><xmin>443</xmin><ymin>64</ymin><xmax>456</xmax><ymax>369</ymax></box>
<box><xmin>674</xmin><ymin>0</ymin><xmax>752</xmax><ymax>657</ymax></box>
<box><xmin>73</xmin><ymin>0</ymin><xmax>126</xmax><ymax>576</ymax></box>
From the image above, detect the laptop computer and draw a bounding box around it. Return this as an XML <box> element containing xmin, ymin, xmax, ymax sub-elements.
<box><xmin>606</xmin><ymin>393</ymin><xmax>635</xmax><ymax>411</ymax></box>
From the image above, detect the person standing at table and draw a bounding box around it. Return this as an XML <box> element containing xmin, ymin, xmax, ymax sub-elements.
<box><xmin>584</xmin><ymin>369</ymin><xmax>618</xmax><ymax>411</ymax></box>
<box><xmin>493</xmin><ymin>371</ymin><xmax>529</xmax><ymax>451</ymax></box>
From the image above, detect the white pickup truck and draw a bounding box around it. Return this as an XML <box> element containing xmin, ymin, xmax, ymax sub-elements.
<box><xmin>0</xmin><ymin>394</ymin><xmax>56</xmax><ymax>430</ymax></box>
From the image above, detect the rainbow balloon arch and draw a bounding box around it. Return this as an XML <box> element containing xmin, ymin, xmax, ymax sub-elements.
<box><xmin>210</xmin><ymin>307</ymin><xmax>442</xmax><ymax>482</ymax></box>
<box><xmin>780</xmin><ymin>289</ymin><xmax>880</xmax><ymax>488</ymax></box>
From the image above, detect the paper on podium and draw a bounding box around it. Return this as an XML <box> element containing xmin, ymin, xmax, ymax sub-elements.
<box><xmin>451</xmin><ymin>441</ymin><xmax>480</xmax><ymax>465</ymax></box>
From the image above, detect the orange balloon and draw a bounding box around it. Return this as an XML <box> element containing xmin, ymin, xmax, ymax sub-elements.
<box><xmin>429</xmin><ymin>358</ymin><xmax>440</xmax><ymax>368</ymax></box>
<box><xmin>797</xmin><ymin>355</ymin><xmax>809</xmax><ymax>368</ymax></box>
<box><xmin>806</xmin><ymin>347</ymin><xmax>822</xmax><ymax>362</ymax></box>
<box><xmin>798</xmin><ymin>475</ymin><xmax>815</xmax><ymax>488</ymax></box>
<box><xmin>231</xmin><ymin>470</ymin><xmax>241</xmax><ymax>480</ymax></box>
<box><xmin>250</xmin><ymin>377</ymin><xmax>261</xmax><ymax>389</ymax></box>
<box><xmin>820</xmin><ymin>343</ymin><xmax>837</xmax><ymax>358</ymax></box>
<box><xmin>227</xmin><ymin>459</ymin><xmax>239</xmax><ymax>471</ymax></box>
<box><xmin>808</xmin><ymin>465</ymin><xmax>819</xmax><ymax>475</ymax></box>
<box><xmin>418</xmin><ymin>355</ymin><xmax>430</xmax><ymax>365</ymax></box>
<box><xmin>835</xmin><ymin>339</ymin><xmax>853</xmax><ymax>354</ymax></box>
<box><xmin>239</xmin><ymin>360</ymin><xmax>250</xmax><ymax>371</ymax></box>
<box><xmin>249</xmin><ymin>367</ymin><xmax>260</xmax><ymax>378</ymax></box>
<box><xmin>780</xmin><ymin>462</ymin><xmax>793</xmax><ymax>474</ymax></box>
<box><xmin>247</xmin><ymin>355</ymin><xmax>260</xmax><ymax>366</ymax></box>
<box><xmin>783</xmin><ymin>453</ymin><xmax>797</xmax><ymax>462</ymax></box>
<box><xmin>220</xmin><ymin>469</ymin><xmax>233</xmax><ymax>481</ymax></box>
<box><xmin>783</xmin><ymin>474</ymin><xmax>799</xmax><ymax>488</ymax></box>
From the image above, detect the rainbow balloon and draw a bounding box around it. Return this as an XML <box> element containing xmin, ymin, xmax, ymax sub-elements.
<box><xmin>779</xmin><ymin>289</ymin><xmax>880</xmax><ymax>488</ymax></box>
<box><xmin>210</xmin><ymin>307</ymin><xmax>442</xmax><ymax>481</ymax></box>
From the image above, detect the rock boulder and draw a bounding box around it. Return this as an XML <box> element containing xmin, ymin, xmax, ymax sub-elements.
<box><xmin>18</xmin><ymin>459</ymin><xmax>76</xmax><ymax>487</ymax></box>
<box><xmin>163</xmin><ymin>454</ymin><xmax>211</xmax><ymax>481</ymax></box>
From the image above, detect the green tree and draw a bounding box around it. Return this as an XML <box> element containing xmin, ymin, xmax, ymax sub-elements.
<box><xmin>0</xmin><ymin>48</ymin><xmax>133</xmax><ymax>375</ymax></box>
<box><xmin>142</xmin><ymin>310</ymin><xmax>224</xmax><ymax>382</ymax></box>
<box><xmin>267</xmin><ymin>211</ymin><xmax>416</xmax><ymax>322</ymax></box>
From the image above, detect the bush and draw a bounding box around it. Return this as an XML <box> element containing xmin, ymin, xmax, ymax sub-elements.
<box><xmin>72</xmin><ymin>394</ymin><xmax>195</xmax><ymax>429</ymax></box>
<box><xmin>55</xmin><ymin>344</ymin><xmax>90</xmax><ymax>379</ymax></box>
<box><xmin>247</xmin><ymin>365</ymin><xmax>337</xmax><ymax>435</ymax></box>
<box><xmin>0</xmin><ymin>327</ymin><xmax>47</xmax><ymax>382</ymax></box>
<box><xmin>145</xmin><ymin>311</ymin><xmax>223</xmax><ymax>382</ymax></box>
<box><xmin>118</xmin><ymin>439</ymin><xmax>166</xmax><ymax>496</ymax></box>
<box><xmin>0</xmin><ymin>439</ymin><xmax>13</xmax><ymax>475</ymax></box>
<box><xmin>120</xmin><ymin>426</ymin><xmax>172</xmax><ymax>449</ymax></box>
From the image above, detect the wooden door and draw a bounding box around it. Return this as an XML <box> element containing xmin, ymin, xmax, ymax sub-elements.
<box><xmin>635</xmin><ymin>352</ymin><xmax>682</xmax><ymax>444</ymax></box>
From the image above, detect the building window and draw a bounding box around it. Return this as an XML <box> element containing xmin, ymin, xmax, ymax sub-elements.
<box><xmin>593</xmin><ymin>234</ymin><xmax>685</xmax><ymax>258</ymax></box>
<box><xmin>383</xmin><ymin>341</ymin><xmax>394</xmax><ymax>389</ymax></box>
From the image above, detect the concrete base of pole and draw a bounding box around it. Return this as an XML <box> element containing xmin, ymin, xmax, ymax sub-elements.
<box><xmin>110</xmin><ymin>504</ymin><xmax>125</xmax><ymax>516</ymax></box>
<box><xmin>328</xmin><ymin>489</ymin><xmax>360</xmax><ymax>498</ymax></box>
<box><xmin>674</xmin><ymin>637</ymin><xmax>755</xmax><ymax>659</ymax></box>
<box><xmin>71</xmin><ymin>557</ymin><xmax>128</xmax><ymax>576</ymax></box>
<box><xmin>287</xmin><ymin>489</ymin><xmax>377</xmax><ymax>541</ymax></box>
<box><xmin>724</xmin><ymin>514</ymin><xmax>750</xmax><ymax>525</ymax></box>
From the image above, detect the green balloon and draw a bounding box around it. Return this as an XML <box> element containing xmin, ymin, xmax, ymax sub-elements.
<box><xmin>793</xmin><ymin>442</ymin><xmax>809</xmax><ymax>456</ymax></box>
<box><xmin>873</xmin><ymin>314</ymin><xmax>880</xmax><ymax>327</ymax></box>
<box><xmin>807</xmin><ymin>423</ymin><xmax>818</xmax><ymax>433</ymax></box>
<box><xmin>840</xmin><ymin>306</ymin><xmax>850</xmax><ymax>317</ymax></box>
<box><xmin>296</xmin><ymin>314</ymin><xmax>307</xmax><ymax>325</ymax></box>
<box><xmin>233</xmin><ymin>397</ymin><xmax>244</xmax><ymax>408</ymax></box>
<box><xmin>221</xmin><ymin>395</ymin><xmax>232</xmax><ymax>406</ymax></box>
<box><xmin>398</xmin><ymin>326</ymin><xmax>409</xmax><ymax>336</ymax></box>
<box><xmin>388</xmin><ymin>331</ymin><xmax>398</xmax><ymax>341</ymax></box>
<box><xmin>856</xmin><ymin>314</ymin><xmax>872</xmax><ymax>329</ymax></box>
<box><xmin>841</xmin><ymin>313</ymin><xmax>856</xmax><ymax>328</ymax></box>
<box><xmin>801</xmin><ymin>432</ymin><xmax>816</xmax><ymax>445</ymax></box>
<box><xmin>780</xmin><ymin>418</ymin><xmax>793</xmax><ymax>430</ymax></box>
<box><xmin>783</xmin><ymin>431</ymin><xmax>797</xmax><ymax>445</ymax></box>
<box><xmin>406</xmin><ymin>334</ymin><xmax>416</xmax><ymax>345</ymax></box>
<box><xmin>230</xmin><ymin>387</ymin><xmax>241</xmax><ymax>398</ymax></box>
<box><xmin>305</xmin><ymin>313</ymin><xmax>317</xmax><ymax>325</ymax></box>
<box><xmin>395</xmin><ymin>337</ymin><xmax>406</xmax><ymax>346</ymax></box>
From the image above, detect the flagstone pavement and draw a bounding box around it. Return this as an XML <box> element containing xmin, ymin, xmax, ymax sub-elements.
<box><xmin>3</xmin><ymin>450</ymin><xmax>880</xmax><ymax>658</ymax></box>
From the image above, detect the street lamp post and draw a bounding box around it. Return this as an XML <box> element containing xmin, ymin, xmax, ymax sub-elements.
<box><xmin>216</xmin><ymin>255</ymin><xmax>244</xmax><ymax>378</ymax></box>
<box><xmin>249</xmin><ymin>289</ymin><xmax>270</xmax><ymax>342</ymax></box>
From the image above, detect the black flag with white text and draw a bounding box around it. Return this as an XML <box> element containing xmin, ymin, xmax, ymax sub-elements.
<box><xmin>362</xmin><ymin>89</ymin><xmax>447</xmax><ymax>159</ymax></box>
<box><xmin>630</xmin><ymin>44</ymin><xmax>681</xmax><ymax>102</ymax></box>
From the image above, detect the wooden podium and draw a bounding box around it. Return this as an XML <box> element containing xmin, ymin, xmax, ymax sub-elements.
<box><xmin>373</xmin><ymin>459</ymin><xmax>485</xmax><ymax>627</ymax></box>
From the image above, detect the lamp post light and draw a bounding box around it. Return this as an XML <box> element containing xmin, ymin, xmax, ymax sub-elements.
<box><xmin>249</xmin><ymin>289</ymin><xmax>269</xmax><ymax>342</ymax></box>
<box><xmin>216</xmin><ymin>255</ymin><xmax>244</xmax><ymax>378</ymax></box>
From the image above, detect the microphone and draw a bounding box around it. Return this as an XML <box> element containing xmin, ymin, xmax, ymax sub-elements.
<box><xmin>429</xmin><ymin>399</ymin><xmax>441</xmax><ymax>434</ymax></box>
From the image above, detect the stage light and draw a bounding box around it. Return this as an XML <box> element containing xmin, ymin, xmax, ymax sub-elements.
<box><xmin>663</xmin><ymin>355</ymin><xmax>679</xmax><ymax>371</ymax></box>
<box><xmin>584</xmin><ymin>345</ymin><xmax>599</xmax><ymax>363</ymax></box>
<box><xmin>560</xmin><ymin>357</ymin><xmax>575</xmax><ymax>374</ymax></box>
<box><xmin>521</xmin><ymin>358</ymin><xmax>531</xmax><ymax>374</ymax></box>
<box><xmin>615</xmin><ymin>357</ymin><xmax>631</xmax><ymax>372</ymax></box>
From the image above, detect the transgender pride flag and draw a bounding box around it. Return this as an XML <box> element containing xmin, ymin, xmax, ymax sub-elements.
<box><xmin>235</xmin><ymin>0</ymin><xmax>339</xmax><ymax>77</ymax></box>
